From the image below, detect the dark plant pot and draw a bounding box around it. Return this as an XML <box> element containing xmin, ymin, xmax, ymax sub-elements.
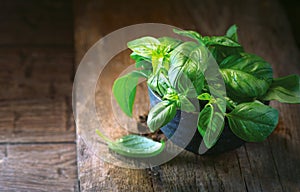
<box><xmin>148</xmin><ymin>87</ymin><xmax>245</xmax><ymax>155</ymax></box>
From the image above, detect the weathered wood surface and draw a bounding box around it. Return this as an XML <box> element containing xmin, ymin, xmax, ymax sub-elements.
<box><xmin>75</xmin><ymin>0</ymin><xmax>300</xmax><ymax>191</ymax></box>
<box><xmin>0</xmin><ymin>144</ymin><xmax>78</xmax><ymax>192</ymax></box>
<box><xmin>0</xmin><ymin>98</ymin><xmax>75</xmax><ymax>143</ymax></box>
<box><xmin>0</xmin><ymin>1</ymin><xmax>78</xmax><ymax>191</ymax></box>
<box><xmin>0</xmin><ymin>47</ymin><xmax>74</xmax><ymax>100</ymax></box>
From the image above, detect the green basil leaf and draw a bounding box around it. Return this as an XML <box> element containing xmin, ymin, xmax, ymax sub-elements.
<box><xmin>147</xmin><ymin>69</ymin><xmax>171</xmax><ymax>96</ymax></box>
<box><xmin>135</xmin><ymin>60</ymin><xmax>152</xmax><ymax>69</ymax></box>
<box><xmin>221</xmin><ymin>69</ymin><xmax>270</xmax><ymax>100</ymax></box>
<box><xmin>197</xmin><ymin>93</ymin><xmax>212</xmax><ymax>101</ymax></box>
<box><xmin>168</xmin><ymin>67</ymin><xmax>199</xmax><ymax>97</ymax></box>
<box><xmin>150</xmin><ymin>40</ymin><xmax>179</xmax><ymax>75</ymax></box>
<box><xmin>163</xmin><ymin>88</ymin><xmax>179</xmax><ymax>102</ymax></box>
<box><xmin>226</xmin><ymin>24</ymin><xmax>238</xmax><ymax>42</ymax></box>
<box><xmin>135</xmin><ymin>69</ymin><xmax>151</xmax><ymax>78</ymax></box>
<box><xmin>108</xmin><ymin>134</ymin><xmax>165</xmax><ymax>158</ymax></box>
<box><xmin>151</xmin><ymin>54</ymin><xmax>165</xmax><ymax>74</ymax></box>
<box><xmin>131</xmin><ymin>53</ymin><xmax>152</xmax><ymax>69</ymax></box>
<box><xmin>129</xmin><ymin>37</ymin><xmax>181</xmax><ymax>72</ymax></box>
<box><xmin>197</xmin><ymin>98</ymin><xmax>226</xmax><ymax>148</ymax></box>
<box><xmin>113</xmin><ymin>71</ymin><xmax>145</xmax><ymax>117</ymax></box>
<box><xmin>225</xmin><ymin>97</ymin><xmax>238</xmax><ymax>111</ymax></box>
<box><xmin>96</xmin><ymin>130</ymin><xmax>165</xmax><ymax>158</ymax></box>
<box><xmin>173</xmin><ymin>27</ymin><xmax>243</xmax><ymax>63</ymax></box>
<box><xmin>147</xmin><ymin>101</ymin><xmax>177</xmax><ymax>132</ymax></box>
<box><xmin>208</xmin><ymin>45</ymin><xmax>243</xmax><ymax>64</ymax></box>
<box><xmin>198</xmin><ymin>104</ymin><xmax>213</xmax><ymax>137</ymax></box>
<box><xmin>203</xmin><ymin>36</ymin><xmax>241</xmax><ymax>47</ymax></box>
<box><xmin>127</xmin><ymin>37</ymin><xmax>160</xmax><ymax>58</ymax></box>
<box><xmin>193</xmin><ymin>75</ymin><xmax>205</xmax><ymax>96</ymax></box>
<box><xmin>178</xmin><ymin>94</ymin><xmax>196</xmax><ymax>112</ymax></box>
<box><xmin>130</xmin><ymin>52</ymin><xmax>152</xmax><ymax>63</ymax></box>
<box><xmin>220</xmin><ymin>53</ymin><xmax>273</xmax><ymax>100</ymax></box>
<box><xmin>262</xmin><ymin>74</ymin><xmax>300</xmax><ymax>103</ymax></box>
<box><xmin>169</xmin><ymin>42</ymin><xmax>207</xmax><ymax>95</ymax></box>
<box><xmin>203</xmin><ymin>36</ymin><xmax>243</xmax><ymax>63</ymax></box>
<box><xmin>158</xmin><ymin>37</ymin><xmax>183</xmax><ymax>53</ymax></box>
<box><xmin>220</xmin><ymin>53</ymin><xmax>273</xmax><ymax>83</ymax></box>
<box><xmin>173</xmin><ymin>28</ymin><xmax>204</xmax><ymax>45</ymax></box>
<box><xmin>131</xmin><ymin>53</ymin><xmax>152</xmax><ymax>72</ymax></box>
<box><xmin>227</xmin><ymin>101</ymin><xmax>279</xmax><ymax>142</ymax></box>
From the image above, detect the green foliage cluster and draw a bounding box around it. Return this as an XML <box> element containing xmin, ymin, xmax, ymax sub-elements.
<box><xmin>105</xmin><ymin>25</ymin><xmax>300</xmax><ymax>157</ymax></box>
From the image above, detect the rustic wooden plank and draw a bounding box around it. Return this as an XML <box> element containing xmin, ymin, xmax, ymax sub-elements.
<box><xmin>75</xmin><ymin>0</ymin><xmax>300</xmax><ymax>191</ymax></box>
<box><xmin>0</xmin><ymin>144</ymin><xmax>78</xmax><ymax>191</ymax></box>
<box><xmin>268</xmin><ymin>103</ymin><xmax>300</xmax><ymax>192</ymax></box>
<box><xmin>0</xmin><ymin>47</ymin><xmax>74</xmax><ymax>100</ymax></box>
<box><xmin>241</xmin><ymin>143</ymin><xmax>283</xmax><ymax>191</ymax></box>
<box><xmin>146</xmin><ymin>150</ymin><xmax>246</xmax><ymax>192</ymax></box>
<box><xmin>0</xmin><ymin>0</ymin><xmax>73</xmax><ymax>46</ymax></box>
<box><xmin>0</xmin><ymin>98</ymin><xmax>75</xmax><ymax>143</ymax></box>
<box><xmin>77</xmin><ymin>137</ymin><xmax>154</xmax><ymax>191</ymax></box>
<box><xmin>0</xmin><ymin>1</ymin><xmax>78</xmax><ymax>191</ymax></box>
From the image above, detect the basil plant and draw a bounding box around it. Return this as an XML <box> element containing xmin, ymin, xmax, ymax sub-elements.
<box><xmin>107</xmin><ymin>25</ymin><xmax>300</xmax><ymax>157</ymax></box>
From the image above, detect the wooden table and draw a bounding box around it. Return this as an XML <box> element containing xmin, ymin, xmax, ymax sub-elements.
<box><xmin>0</xmin><ymin>1</ymin><xmax>78</xmax><ymax>191</ymax></box>
<box><xmin>75</xmin><ymin>0</ymin><xmax>300</xmax><ymax>191</ymax></box>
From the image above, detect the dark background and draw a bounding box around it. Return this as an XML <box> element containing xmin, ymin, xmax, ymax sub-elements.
<box><xmin>280</xmin><ymin>0</ymin><xmax>300</xmax><ymax>47</ymax></box>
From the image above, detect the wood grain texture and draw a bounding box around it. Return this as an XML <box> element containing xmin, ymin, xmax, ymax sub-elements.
<box><xmin>75</xmin><ymin>0</ymin><xmax>300</xmax><ymax>191</ymax></box>
<box><xmin>0</xmin><ymin>144</ymin><xmax>78</xmax><ymax>192</ymax></box>
<box><xmin>0</xmin><ymin>47</ymin><xmax>74</xmax><ymax>100</ymax></box>
<box><xmin>78</xmin><ymin>137</ymin><xmax>154</xmax><ymax>192</ymax></box>
<box><xmin>0</xmin><ymin>0</ymin><xmax>78</xmax><ymax>191</ymax></box>
<box><xmin>0</xmin><ymin>98</ymin><xmax>75</xmax><ymax>143</ymax></box>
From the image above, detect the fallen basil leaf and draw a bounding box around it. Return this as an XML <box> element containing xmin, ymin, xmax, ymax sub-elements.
<box><xmin>96</xmin><ymin>130</ymin><xmax>165</xmax><ymax>158</ymax></box>
<box><xmin>108</xmin><ymin>134</ymin><xmax>165</xmax><ymax>158</ymax></box>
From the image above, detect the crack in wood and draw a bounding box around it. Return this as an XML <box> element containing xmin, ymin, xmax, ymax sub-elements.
<box><xmin>267</xmin><ymin>139</ymin><xmax>284</xmax><ymax>192</ymax></box>
<box><xmin>244</xmin><ymin>145</ymin><xmax>263</xmax><ymax>192</ymax></box>
<box><xmin>12</xmin><ymin>111</ymin><xmax>21</xmax><ymax>135</ymax></box>
<box><xmin>4</xmin><ymin>145</ymin><xmax>8</xmax><ymax>158</ymax></box>
<box><xmin>235</xmin><ymin>151</ymin><xmax>249</xmax><ymax>192</ymax></box>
